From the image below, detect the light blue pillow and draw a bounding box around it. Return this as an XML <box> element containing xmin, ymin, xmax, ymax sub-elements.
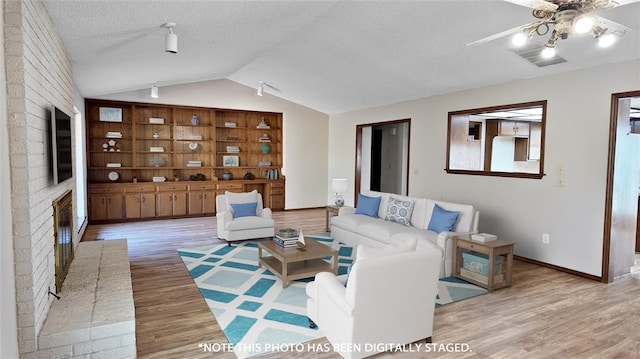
<box><xmin>230</xmin><ymin>202</ymin><xmax>257</xmax><ymax>218</ymax></box>
<box><xmin>354</xmin><ymin>194</ymin><xmax>381</xmax><ymax>218</ymax></box>
<box><xmin>427</xmin><ymin>204</ymin><xmax>460</xmax><ymax>233</ymax></box>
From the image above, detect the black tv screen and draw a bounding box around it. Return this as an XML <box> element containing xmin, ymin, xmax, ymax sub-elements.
<box><xmin>51</xmin><ymin>106</ymin><xmax>73</xmax><ymax>184</ymax></box>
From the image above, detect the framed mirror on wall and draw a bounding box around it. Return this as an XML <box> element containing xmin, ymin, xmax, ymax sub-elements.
<box><xmin>355</xmin><ymin>119</ymin><xmax>410</xmax><ymax>202</ymax></box>
<box><xmin>446</xmin><ymin>100</ymin><xmax>546</xmax><ymax>179</ymax></box>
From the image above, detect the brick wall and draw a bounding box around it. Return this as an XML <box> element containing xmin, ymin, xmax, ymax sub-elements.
<box><xmin>4</xmin><ymin>0</ymin><xmax>77</xmax><ymax>354</ymax></box>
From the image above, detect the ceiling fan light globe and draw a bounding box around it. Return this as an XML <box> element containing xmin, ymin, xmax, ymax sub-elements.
<box><xmin>541</xmin><ymin>46</ymin><xmax>556</xmax><ymax>59</ymax></box>
<box><xmin>574</xmin><ymin>16</ymin><xmax>595</xmax><ymax>34</ymax></box>
<box><xmin>598</xmin><ymin>33</ymin><xmax>616</xmax><ymax>48</ymax></box>
<box><xmin>511</xmin><ymin>32</ymin><xmax>528</xmax><ymax>47</ymax></box>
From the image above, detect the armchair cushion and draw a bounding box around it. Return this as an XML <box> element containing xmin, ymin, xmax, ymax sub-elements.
<box><xmin>427</xmin><ymin>203</ymin><xmax>460</xmax><ymax>233</ymax></box>
<box><xmin>229</xmin><ymin>202</ymin><xmax>257</xmax><ymax>218</ymax></box>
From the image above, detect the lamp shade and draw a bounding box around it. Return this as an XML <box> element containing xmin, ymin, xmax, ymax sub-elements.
<box><xmin>332</xmin><ymin>178</ymin><xmax>348</xmax><ymax>193</ymax></box>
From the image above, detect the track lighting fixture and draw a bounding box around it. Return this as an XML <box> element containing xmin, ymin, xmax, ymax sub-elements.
<box><xmin>257</xmin><ymin>82</ymin><xmax>264</xmax><ymax>96</ymax></box>
<box><xmin>151</xmin><ymin>84</ymin><xmax>159</xmax><ymax>98</ymax></box>
<box><xmin>161</xmin><ymin>22</ymin><xmax>177</xmax><ymax>54</ymax></box>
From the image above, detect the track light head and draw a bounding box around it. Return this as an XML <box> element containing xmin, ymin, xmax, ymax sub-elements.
<box><xmin>161</xmin><ymin>22</ymin><xmax>177</xmax><ymax>53</ymax></box>
<box><xmin>257</xmin><ymin>82</ymin><xmax>264</xmax><ymax>96</ymax></box>
<box><xmin>151</xmin><ymin>84</ymin><xmax>159</xmax><ymax>98</ymax></box>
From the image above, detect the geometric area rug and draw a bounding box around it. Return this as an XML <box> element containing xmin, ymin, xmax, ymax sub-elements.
<box><xmin>177</xmin><ymin>232</ymin><xmax>487</xmax><ymax>358</ymax></box>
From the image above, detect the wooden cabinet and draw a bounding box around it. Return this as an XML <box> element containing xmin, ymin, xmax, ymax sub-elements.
<box><xmin>265</xmin><ymin>181</ymin><xmax>285</xmax><ymax>210</ymax></box>
<box><xmin>89</xmin><ymin>194</ymin><xmax>123</xmax><ymax>221</ymax></box>
<box><xmin>125</xmin><ymin>184</ymin><xmax>156</xmax><ymax>219</ymax></box>
<box><xmin>499</xmin><ymin>121</ymin><xmax>529</xmax><ymax>137</ymax></box>
<box><xmin>157</xmin><ymin>184</ymin><xmax>188</xmax><ymax>217</ymax></box>
<box><xmin>85</xmin><ymin>99</ymin><xmax>285</xmax><ymax>223</ymax></box>
<box><xmin>189</xmin><ymin>183</ymin><xmax>216</xmax><ymax>215</ymax></box>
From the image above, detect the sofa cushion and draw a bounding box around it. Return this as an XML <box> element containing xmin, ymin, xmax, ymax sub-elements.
<box><xmin>427</xmin><ymin>204</ymin><xmax>460</xmax><ymax>233</ymax></box>
<box><xmin>225</xmin><ymin>190</ymin><xmax>264</xmax><ymax>213</ymax></box>
<box><xmin>331</xmin><ymin>213</ymin><xmax>381</xmax><ymax>233</ymax></box>
<box><xmin>362</xmin><ymin>190</ymin><xmax>428</xmax><ymax>229</ymax></box>
<box><xmin>384</xmin><ymin>196</ymin><xmax>415</xmax><ymax>226</ymax></box>
<box><xmin>425</xmin><ymin>199</ymin><xmax>475</xmax><ymax>233</ymax></box>
<box><xmin>354</xmin><ymin>193</ymin><xmax>382</xmax><ymax>218</ymax></box>
<box><xmin>357</xmin><ymin>221</ymin><xmax>418</xmax><ymax>244</ymax></box>
<box><xmin>229</xmin><ymin>202</ymin><xmax>257</xmax><ymax>218</ymax></box>
<box><xmin>225</xmin><ymin>216</ymin><xmax>274</xmax><ymax>231</ymax></box>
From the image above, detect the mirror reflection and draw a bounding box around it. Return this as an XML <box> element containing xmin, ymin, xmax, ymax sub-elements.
<box><xmin>446</xmin><ymin>101</ymin><xmax>546</xmax><ymax>179</ymax></box>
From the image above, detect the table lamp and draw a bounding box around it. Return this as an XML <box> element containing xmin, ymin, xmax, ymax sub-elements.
<box><xmin>332</xmin><ymin>178</ymin><xmax>348</xmax><ymax>206</ymax></box>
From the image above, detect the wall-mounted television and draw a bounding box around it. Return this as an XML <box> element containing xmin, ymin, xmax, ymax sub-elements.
<box><xmin>51</xmin><ymin>106</ymin><xmax>73</xmax><ymax>184</ymax></box>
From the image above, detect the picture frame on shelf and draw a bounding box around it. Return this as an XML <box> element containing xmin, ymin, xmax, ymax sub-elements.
<box><xmin>223</xmin><ymin>155</ymin><xmax>239</xmax><ymax>167</ymax></box>
<box><xmin>99</xmin><ymin>107</ymin><xmax>122</xmax><ymax>122</ymax></box>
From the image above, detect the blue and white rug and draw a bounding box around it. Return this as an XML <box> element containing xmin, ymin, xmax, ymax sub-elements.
<box><xmin>178</xmin><ymin>233</ymin><xmax>487</xmax><ymax>358</ymax></box>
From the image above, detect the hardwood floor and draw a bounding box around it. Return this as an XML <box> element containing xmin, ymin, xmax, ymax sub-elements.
<box><xmin>82</xmin><ymin>209</ymin><xmax>640</xmax><ymax>359</ymax></box>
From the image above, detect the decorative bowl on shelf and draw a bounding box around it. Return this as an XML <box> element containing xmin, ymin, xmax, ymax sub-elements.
<box><xmin>150</xmin><ymin>156</ymin><xmax>166</xmax><ymax>167</ymax></box>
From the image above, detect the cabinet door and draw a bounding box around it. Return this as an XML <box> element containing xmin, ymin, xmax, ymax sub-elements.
<box><xmin>89</xmin><ymin>195</ymin><xmax>108</xmax><ymax>221</ymax></box>
<box><xmin>202</xmin><ymin>191</ymin><xmax>216</xmax><ymax>214</ymax></box>
<box><xmin>125</xmin><ymin>194</ymin><xmax>142</xmax><ymax>219</ymax></box>
<box><xmin>106</xmin><ymin>195</ymin><xmax>124</xmax><ymax>220</ymax></box>
<box><xmin>157</xmin><ymin>193</ymin><xmax>174</xmax><ymax>217</ymax></box>
<box><xmin>173</xmin><ymin>192</ymin><xmax>188</xmax><ymax>216</ymax></box>
<box><xmin>514</xmin><ymin>122</ymin><xmax>529</xmax><ymax>137</ymax></box>
<box><xmin>188</xmin><ymin>191</ymin><xmax>204</xmax><ymax>215</ymax></box>
<box><xmin>140</xmin><ymin>193</ymin><xmax>156</xmax><ymax>218</ymax></box>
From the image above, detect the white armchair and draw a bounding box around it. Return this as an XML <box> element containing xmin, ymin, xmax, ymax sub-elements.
<box><xmin>306</xmin><ymin>245</ymin><xmax>442</xmax><ymax>359</ymax></box>
<box><xmin>216</xmin><ymin>190</ymin><xmax>275</xmax><ymax>245</ymax></box>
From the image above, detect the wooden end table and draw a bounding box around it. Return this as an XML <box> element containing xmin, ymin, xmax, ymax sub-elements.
<box><xmin>258</xmin><ymin>237</ymin><xmax>338</xmax><ymax>287</ymax></box>
<box><xmin>452</xmin><ymin>235</ymin><xmax>514</xmax><ymax>292</ymax></box>
<box><xmin>325</xmin><ymin>205</ymin><xmax>340</xmax><ymax>232</ymax></box>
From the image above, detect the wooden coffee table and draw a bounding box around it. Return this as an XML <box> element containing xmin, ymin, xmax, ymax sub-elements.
<box><xmin>258</xmin><ymin>237</ymin><xmax>338</xmax><ymax>287</ymax></box>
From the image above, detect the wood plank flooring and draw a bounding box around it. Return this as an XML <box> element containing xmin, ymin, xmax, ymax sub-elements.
<box><xmin>82</xmin><ymin>209</ymin><xmax>640</xmax><ymax>359</ymax></box>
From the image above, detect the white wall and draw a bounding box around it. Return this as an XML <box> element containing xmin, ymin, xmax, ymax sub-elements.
<box><xmin>95</xmin><ymin>79</ymin><xmax>329</xmax><ymax>209</ymax></box>
<box><xmin>0</xmin><ymin>0</ymin><xmax>19</xmax><ymax>355</ymax></box>
<box><xmin>329</xmin><ymin>59</ymin><xmax>640</xmax><ymax>277</ymax></box>
<box><xmin>4</xmin><ymin>0</ymin><xmax>80</xmax><ymax>354</ymax></box>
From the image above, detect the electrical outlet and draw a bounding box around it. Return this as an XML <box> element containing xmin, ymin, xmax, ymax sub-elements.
<box><xmin>542</xmin><ymin>233</ymin><xmax>550</xmax><ymax>244</ymax></box>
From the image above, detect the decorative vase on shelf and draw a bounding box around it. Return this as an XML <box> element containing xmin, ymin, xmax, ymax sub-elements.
<box><xmin>261</xmin><ymin>143</ymin><xmax>270</xmax><ymax>154</ymax></box>
<box><xmin>153</xmin><ymin>132</ymin><xmax>160</xmax><ymax>139</ymax></box>
<box><xmin>191</xmin><ymin>114</ymin><xmax>199</xmax><ymax>126</ymax></box>
<box><xmin>222</xmin><ymin>170</ymin><xmax>233</xmax><ymax>181</ymax></box>
<box><xmin>150</xmin><ymin>156</ymin><xmax>166</xmax><ymax>167</ymax></box>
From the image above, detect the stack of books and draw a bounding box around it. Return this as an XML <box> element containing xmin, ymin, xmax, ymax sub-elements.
<box><xmin>274</xmin><ymin>228</ymin><xmax>298</xmax><ymax>248</ymax></box>
<box><xmin>224</xmin><ymin>122</ymin><xmax>237</xmax><ymax>128</ymax></box>
<box><xmin>149</xmin><ymin>146</ymin><xmax>164</xmax><ymax>152</ymax></box>
<box><xmin>149</xmin><ymin>117</ymin><xmax>165</xmax><ymax>124</ymax></box>
<box><xmin>187</xmin><ymin>134</ymin><xmax>203</xmax><ymax>140</ymax></box>
<box><xmin>226</xmin><ymin>146</ymin><xmax>240</xmax><ymax>153</ymax></box>
<box><xmin>258</xmin><ymin>134</ymin><xmax>271</xmax><ymax>142</ymax></box>
<box><xmin>258</xmin><ymin>161</ymin><xmax>272</xmax><ymax>167</ymax></box>
<box><xmin>106</xmin><ymin>163</ymin><xmax>121</xmax><ymax>168</ymax></box>
<box><xmin>186</xmin><ymin>160</ymin><xmax>202</xmax><ymax>167</ymax></box>
<box><xmin>106</xmin><ymin>131</ymin><xmax>122</xmax><ymax>138</ymax></box>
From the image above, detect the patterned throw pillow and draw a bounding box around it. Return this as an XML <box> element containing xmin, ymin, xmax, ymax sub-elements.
<box><xmin>384</xmin><ymin>197</ymin><xmax>415</xmax><ymax>226</ymax></box>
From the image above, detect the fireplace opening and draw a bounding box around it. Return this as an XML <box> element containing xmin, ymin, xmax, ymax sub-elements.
<box><xmin>53</xmin><ymin>190</ymin><xmax>73</xmax><ymax>293</ymax></box>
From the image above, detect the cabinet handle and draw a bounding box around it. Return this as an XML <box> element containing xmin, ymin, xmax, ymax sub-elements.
<box><xmin>173</xmin><ymin>194</ymin><xmax>178</xmax><ymax>200</ymax></box>
<box><xmin>102</xmin><ymin>198</ymin><xmax>105</xmax><ymax>205</ymax></box>
<box><xmin>169</xmin><ymin>194</ymin><xmax>173</xmax><ymax>202</ymax></box>
<box><xmin>142</xmin><ymin>197</ymin><xmax>145</xmax><ymax>203</ymax></box>
<box><xmin>136</xmin><ymin>197</ymin><xmax>140</xmax><ymax>203</ymax></box>
<box><xmin>203</xmin><ymin>194</ymin><xmax>207</xmax><ymax>200</ymax></box>
<box><xmin>108</xmin><ymin>198</ymin><xmax>111</xmax><ymax>204</ymax></box>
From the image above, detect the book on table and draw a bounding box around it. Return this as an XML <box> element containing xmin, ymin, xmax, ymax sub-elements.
<box><xmin>273</xmin><ymin>237</ymin><xmax>298</xmax><ymax>248</ymax></box>
<box><xmin>470</xmin><ymin>233</ymin><xmax>497</xmax><ymax>242</ymax></box>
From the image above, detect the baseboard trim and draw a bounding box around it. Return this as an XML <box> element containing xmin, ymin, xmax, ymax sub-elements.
<box><xmin>514</xmin><ymin>255</ymin><xmax>602</xmax><ymax>282</ymax></box>
<box><xmin>283</xmin><ymin>206</ymin><xmax>326</xmax><ymax>211</ymax></box>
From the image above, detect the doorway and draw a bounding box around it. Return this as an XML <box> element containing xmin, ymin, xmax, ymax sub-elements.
<box><xmin>602</xmin><ymin>90</ymin><xmax>640</xmax><ymax>282</ymax></box>
<box><xmin>355</xmin><ymin>119</ymin><xmax>410</xmax><ymax>203</ymax></box>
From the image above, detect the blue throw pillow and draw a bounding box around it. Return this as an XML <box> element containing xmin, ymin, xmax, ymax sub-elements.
<box><xmin>354</xmin><ymin>194</ymin><xmax>381</xmax><ymax>218</ymax></box>
<box><xmin>230</xmin><ymin>202</ymin><xmax>257</xmax><ymax>218</ymax></box>
<box><xmin>427</xmin><ymin>204</ymin><xmax>460</xmax><ymax>233</ymax></box>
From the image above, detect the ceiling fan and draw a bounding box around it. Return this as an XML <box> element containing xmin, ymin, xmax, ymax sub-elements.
<box><xmin>468</xmin><ymin>0</ymin><xmax>639</xmax><ymax>58</ymax></box>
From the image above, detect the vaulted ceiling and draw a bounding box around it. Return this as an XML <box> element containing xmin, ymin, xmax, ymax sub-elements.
<box><xmin>42</xmin><ymin>0</ymin><xmax>640</xmax><ymax>114</ymax></box>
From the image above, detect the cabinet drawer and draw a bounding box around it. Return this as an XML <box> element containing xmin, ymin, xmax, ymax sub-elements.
<box><xmin>190</xmin><ymin>183</ymin><xmax>216</xmax><ymax>190</ymax></box>
<box><xmin>125</xmin><ymin>184</ymin><xmax>156</xmax><ymax>193</ymax></box>
<box><xmin>457</xmin><ymin>239</ymin><xmax>489</xmax><ymax>254</ymax></box>
<box><xmin>157</xmin><ymin>183</ymin><xmax>188</xmax><ymax>192</ymax></box>
<box><xmin>217</xmin><ymin>183</ymin><xmax>243</xmax><ymax>190</ymax></box>
<box><xmin>89</xmin><ymin>185</ymin><xmax>124</xmax><ymax>194</ymax></box>
<box><xmin>270</xmin><ymin>188</ymin><xmax>284</xmax><ymax>195</ymax></box>
<box><xmin>270</xmin><ymin>181</ymin><xmax>284</xmax><ymax>188</ymax></box>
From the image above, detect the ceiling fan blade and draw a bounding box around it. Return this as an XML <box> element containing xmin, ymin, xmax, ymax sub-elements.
<box><xmin>502</xmin><ymin>0</ymin><xmax>558</xmax><ymax>11</ymax></box>
<box><xmin>593</xmin><ymin>15</ymin><xmax>633</xmax><ymax>35</ymax></box>
<box><xmin>466</xmin><ymin>22</ymin><xmax>542</xmax><ymax>46</ymax></box>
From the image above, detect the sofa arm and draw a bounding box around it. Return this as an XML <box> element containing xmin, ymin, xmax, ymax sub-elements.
<box><xmin>216</xmin><ymin>210</ymin><xmax>232</xmax><ymax>229</ymax></box>
<box><xmin>260</xmin><ymin>208</ymin><xmax>273</xmax><ymax>219</ymax></box>
<box><xmin>314</xmin><ymin>272</ymin><xmax>353</xmax><ymax>316</ymax></box>
<box><xmin>338</xmin><ymin>206</ymin><xmax>356</xmax><ymax>216</ymax></box>
<box><xmin>436</xmin><ymin>231</ymin><xmax>475</xmax><ymax>250</ymax></box>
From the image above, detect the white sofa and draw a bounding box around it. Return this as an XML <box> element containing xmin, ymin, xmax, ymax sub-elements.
<box><xmin>306</xmin><ymin>245</ymin><xmax>442</xmax><ymax>359</ymax></box>
<box><xmin>331</xmin><ymin>190</ymin><xmax>479</xmax><ymax>278</ymax></box>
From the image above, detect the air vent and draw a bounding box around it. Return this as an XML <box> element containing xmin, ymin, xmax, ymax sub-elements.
<box><xmin>511</xmin><ymin>44</ymin><xmax>567</xmax><ymax>67</ymax></box>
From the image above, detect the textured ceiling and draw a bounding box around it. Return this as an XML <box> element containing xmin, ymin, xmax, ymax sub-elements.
<box><xmin>42</xmin><ymin>0</ymin><xmax>640</xmax><ymax>114</ymax></box>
